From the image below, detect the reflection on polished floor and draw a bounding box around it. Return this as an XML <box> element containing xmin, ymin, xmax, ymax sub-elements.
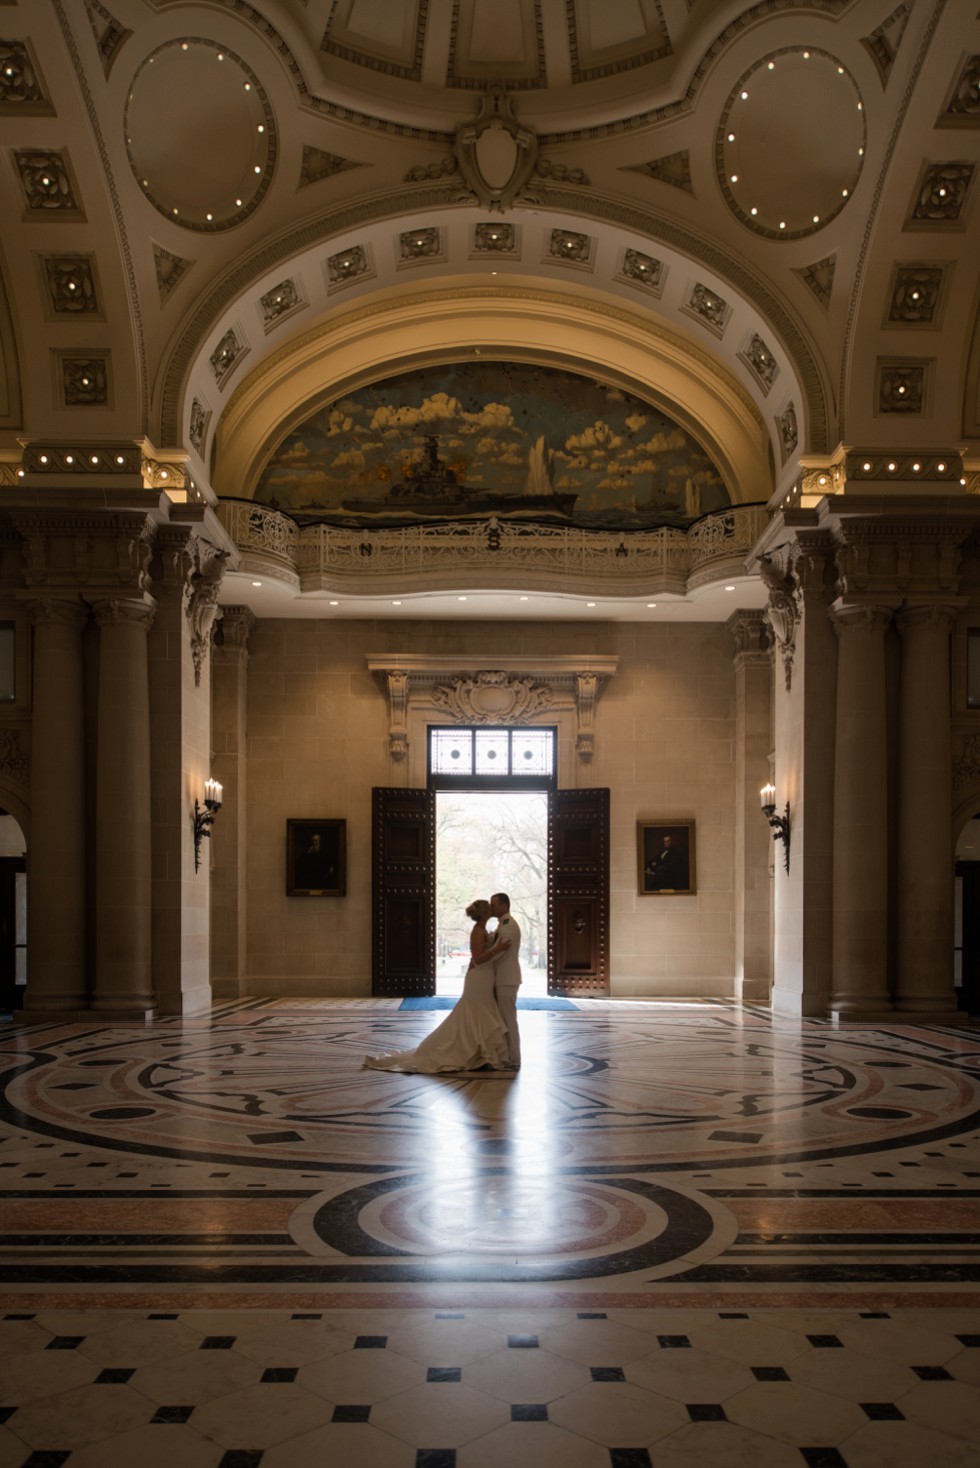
<box><xmin>1</xmin><ymin>998</ymin><xmax>979</xmax><ymax>1465</ymax></box>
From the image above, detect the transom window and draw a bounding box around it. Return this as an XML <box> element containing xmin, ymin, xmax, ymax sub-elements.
<box><xmin>429</xmin><ymin>726</ymin><xmax>556</xmax><ymax>789</ymax></box>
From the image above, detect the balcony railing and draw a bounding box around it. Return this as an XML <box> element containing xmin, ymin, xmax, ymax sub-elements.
<box><xmin>218</xmin><ymin>500</ymin><xmax>769</xmax><ymax>599</ymax></box>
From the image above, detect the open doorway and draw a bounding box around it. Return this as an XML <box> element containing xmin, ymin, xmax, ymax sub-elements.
<box><xmin>0</xmin><ymin>809</ymin><xmax>26</xmax><ymax>1015</ymax></box>
<box><xmin>435</xmin><ymin>790</ymin><xmax>548</xmax><ymax>996</ymax></box>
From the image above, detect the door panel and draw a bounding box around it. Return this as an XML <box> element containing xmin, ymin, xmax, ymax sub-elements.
<box><xmin>548</xmin><ymin>788</ymin><xmax>610</xmax><ymax>995</ymax></box>
<box><xmin>372</xmin><ymin>788</ymin><xmax>435</xmax><ymax>996</ymax></box>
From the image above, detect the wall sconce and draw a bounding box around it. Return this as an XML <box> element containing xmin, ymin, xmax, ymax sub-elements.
<box><xmin>760</xmin><ymin>783</ymin><xmax>790</xmax><ymax>873</ymax></box>
<box><xmin>193</xmin><ymin>778</ymin><xmax>223</xmax><ymax>873</ymax></box>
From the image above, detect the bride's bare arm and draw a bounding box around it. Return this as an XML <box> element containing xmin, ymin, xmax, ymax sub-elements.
<box><xmin>469</xmin><ymin>930</ymin><xmax>511</xmax><ymax>966</ymax></box>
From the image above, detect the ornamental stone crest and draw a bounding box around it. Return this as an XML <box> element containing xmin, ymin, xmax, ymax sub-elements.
<box><xmin>954</xmin><ymin>732</ymin><xmax>980</xmax><ymax>792</ymax></box>
<box><xmin>431</xmin><ymin>671</ymin><xmax>555</xmax><ymax>725</ymax></box>
<box><xmin>759</xmin><ymin>552</ymin><xmax>800</xmax><ymax>691</ymax></box>
<box><xmin>454</xmin><ymin>90</ymin><xmax>537</xmax><ymax>212</ymax></box>
<box><xmin>183</xmin><ymin>542</ymin><xmax>230</xmax><ymax>685</ymax></box>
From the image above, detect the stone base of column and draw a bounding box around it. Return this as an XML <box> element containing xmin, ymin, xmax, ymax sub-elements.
<box><xmin>22</xmin><ymin>993</ymin><xmax>89</xmax><ymax>1013</ymax></box>
<box><xmin>734</xmin><ymin>975</ymin><xmax>771</xmax><ymax>1006</ymax></box>
<box><xmin>770</xmin><ymin>986</ymin><xmax>829</xmax><ymax>1017</ymax></box>
<box><xmin>155</xmin><ymin>987</ymin><xmax>212</xmax><ymax>1016</ymax></box>
<box><xmin>88</xmin><ymin>995</ymin><xmax>156</xmax><ymax>1020</ymax></box>
<box><xmin>831</xmin><ymin>1007</ymin><xmax>968</xmax><ymax>1026</ymax></box>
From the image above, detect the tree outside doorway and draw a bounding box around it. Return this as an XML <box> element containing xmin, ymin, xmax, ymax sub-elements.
<box><xmin>436</xmin><ymin>790</ymin><xmax>548</xmax><ymax>996</ymax></box>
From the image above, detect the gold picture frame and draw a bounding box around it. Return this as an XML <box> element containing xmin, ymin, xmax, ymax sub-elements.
<box><xmin>286</xmin><ymin>819</ymin><xmax>346</xmax><ymax>896</ymax></box>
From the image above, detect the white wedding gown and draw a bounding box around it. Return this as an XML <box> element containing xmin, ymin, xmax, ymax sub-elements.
<box><xmin>363</xmin><ymin>963</ymin><xmax>510</xmax><ymax>1074</ymax></box>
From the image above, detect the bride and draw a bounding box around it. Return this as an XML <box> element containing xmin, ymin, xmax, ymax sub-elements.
<box><xmin>363</xmin><ymin>899</ymin><xmax>512</xmax><ymax>1074</ymax></box>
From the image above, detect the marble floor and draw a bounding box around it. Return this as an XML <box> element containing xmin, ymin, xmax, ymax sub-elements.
<box><xmin>0</xmin><ymin>998</ymin><xmax>978</xmax><ymax>1465</ymax></box>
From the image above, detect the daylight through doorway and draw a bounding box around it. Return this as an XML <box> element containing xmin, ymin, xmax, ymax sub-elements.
<box><xmin>435</xmin><ymin>790</ymin><xmax>548</xmax><ymax>996</ymax></box>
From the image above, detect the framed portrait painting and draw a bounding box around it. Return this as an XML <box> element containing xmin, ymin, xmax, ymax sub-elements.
<box><xmin>638</xmin><ymin>820</ymin><xmax>696</xmax><ymax>896</ymax></box>
<box><xmin>286</xmin><ymin>819</ymin><xmax>346</xmax><ymax>896</ymax></box>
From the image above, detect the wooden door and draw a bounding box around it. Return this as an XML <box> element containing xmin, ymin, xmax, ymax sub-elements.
<box><xmin>547</xmin><ymin>788</ymin><xmax>609</xmax><ymax>995</ymax></box>
<box><xmin>372</xmin><ymin>788</ymin><xmax>435</xmax><ymax>996</ymax></box>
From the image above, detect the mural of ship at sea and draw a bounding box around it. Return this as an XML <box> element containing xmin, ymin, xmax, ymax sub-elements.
<box><xmin>253</xmin><ymin>361</ymin><xmax>731</xmax><ymax>529</ymax></box>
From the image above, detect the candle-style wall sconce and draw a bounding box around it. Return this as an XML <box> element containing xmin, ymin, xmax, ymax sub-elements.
<box><xmin>193</xmin><ymin>778</ymin><xmax>223</xmax><ymax>873</ymax></box>
<box><xmin>760</xmin><ymin>783</ymin><xmax>791</xmax><ymax>873</ymax></box>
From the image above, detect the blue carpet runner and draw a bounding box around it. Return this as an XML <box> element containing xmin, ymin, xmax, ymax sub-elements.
<box><xmin>399</xmin><ymin>995</ymin><xmax>578</xmax><ymax>1011</ymax></box>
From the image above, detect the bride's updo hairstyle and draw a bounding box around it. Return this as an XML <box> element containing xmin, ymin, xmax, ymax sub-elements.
<box><xmin>466</xmin><ymin>899</ymin><xmax>490</xmax><ymax>921</ymax></box>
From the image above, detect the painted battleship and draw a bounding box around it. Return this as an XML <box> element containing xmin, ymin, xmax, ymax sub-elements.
<box><xmin>339</xmin><ymin>434</ymin><xmax>577</xmax><ymax>519</ymax></box>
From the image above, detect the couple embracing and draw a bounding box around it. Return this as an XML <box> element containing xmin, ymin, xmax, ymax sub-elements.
<box><xmin>364</xmin><ymin>893</ymin><xmax>522</xmax><ymax>1075</ymax></box>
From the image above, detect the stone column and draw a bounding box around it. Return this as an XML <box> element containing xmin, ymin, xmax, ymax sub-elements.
<box><xmin>210</xmin><ymin>606</ymin><xmax>255</xmax><ymax>999</ymax></box>
<box><xmin>830</xmin><ymin>604</ymin><xmax>893</xmax><ymax>1019</ymax></box>
<box><xmin>91</xmin><ymin>597</ymin><xmax>156</xmax><ymax>1017</ymax></box>
<box><xmin>895</xmin><ymin>604</ymin><xmax>959</xmax><ymax>1018</ymax></box>
<box><xmin>24</xmin><ymin>598</ymin><xmax>88</xmax><ymax>1011</ymax></box>
<box><xmin>728</xmin><ymin>609</ymin><xmax>772</xmax><ymax>1005</ymax></box>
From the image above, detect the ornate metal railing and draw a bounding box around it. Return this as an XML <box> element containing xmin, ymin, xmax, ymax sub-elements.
<box><xmin>218</xmin><ymin>500</ymin><xmax>769</xmax><ymax>597</ymax></box>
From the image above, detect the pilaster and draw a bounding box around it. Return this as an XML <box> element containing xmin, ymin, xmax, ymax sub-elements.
<box><xmin>211</xmin><ymin>606</ymin><xmax>256</xmax><ymax>999</ymax></box>
<box><xmin>728</xmin><ymin>610</ymin><xmax>772</xmax><ymax>1005</ymax></box>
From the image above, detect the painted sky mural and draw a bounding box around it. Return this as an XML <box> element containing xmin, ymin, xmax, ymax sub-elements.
<box><xmin>254</xmin><ymin>361</ymin><xmax>731</xmax><ymax>529</ymax></box>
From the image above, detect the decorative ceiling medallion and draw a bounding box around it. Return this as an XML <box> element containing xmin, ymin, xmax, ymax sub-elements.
<box><xmin>547</xmin><ymin>228</ymin><xmax>594</xmax><ymax>268</ymax></box>
<box><xmin>860</xmin><ymin>2</ymin><xmax>910</xmax><ymax>87</ymax></box>
<box><xmin>399</xmin><ymin>226</ymin><xmax>445</xmax><ymax>265</ymax></box>
<box><xmin>125</xmin><ymin>40</ymin><xmax>276</xmax><ymax>232</ymax></box>
<box><xmin>15</xmin><ymin>151</ymin><xmax>83</xmax><ymax>217</ymax></box>
<box><xmin>326</xmin><ymin>244</ymin><xmax>373</xmax><ymax>291</ymax></box>
<box><xmin>41</xmin><ymin>256</ymin><xmax>100</xmax><ymax>317</ymax></box>
<box><xmin>455</xmin><ymin>90</ymin><xmax>537</xmax><ymax>212</ymax></box>
<box><xmin>209</xmin><ymin>328</ymin><xmax>248</xmax><ymax>389</ymax></box>
<box><xmin>684</xmin><ymin>282</ymin><xmax>729</xmax><ymax>337</ymax></box>
<box><xmin>887</xmin><ymin>265</ymin><xmax>946</xmax><ymax>326</ymax></box>
<box><xmin>907</xmin><ymin>162</ymin><xmax>975</xmax><ymax>226</ymax></box>
<box><xmin>153</xmin><ymin>244</ymin><xmax>193</xmax><ymax>302</ymax></box>
<box><xmin>876</xmin><ymin>360</ymin><xmax>930</xmax><ymax>415</ymax></box>
<box><xmin>57</xmin><ymin>354</ymin><xmax>110</xmax><ymax>407</ymax></box>
<box><xmin>717</xmin><ymin>49</ymin><xmax>866</xmax><ymax>240</ymax></box>
<box><xmin>260</xmin><ymin>278</ymin><xmax>305</xmax><ymax>331</ymax></box>
<box><xmin>0</xmin><ymin>40</ymin><xmax>53</xmax><ymax>113</ymax></box>
<box><xmin>298</xmin><ymin>146</ymin><xmax>362</xmax><ymax>188</ymax></box>
<box><xmin>939</xmin><ymin>55</ymin><xmax>980</xmax><ymax>126</ymax></box>
<box><xmin>624</xmin><ymin>151</ymin><xmax>692</xmax><ymax>193</ymax></box>
<box><xmin>618</xmin><ymin>248</ymin><xmax>665</xmax><ymax>295</ymax></box>
<box><xmin>83</xmin><ymin>0</ymin><xmax>131</xmax><ymax>77</ymax></box>
<box><xmin>793</xmin><ymin>255</ymin><xmax>836</xmax><ymax>308</ymax></box>
<box><xmin>740</xmin><ymin>334</ymin><xmax>779</xmax><ymax>394</ymax></box>
<box><xmin>472</xmin><ymin>222</ymin><xmax>517</xmax><ymax>254</ymax></box>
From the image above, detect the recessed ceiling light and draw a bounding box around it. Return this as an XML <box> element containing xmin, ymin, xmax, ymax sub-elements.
<box><xmin>647</xmin><ymin>603</ymin><xmax>657</xmax><ymax>608</ymax></box>
<box><xmin>519</xmin><ymin>596</ymin><xmax>529</xmax><ymax>601</ymax></box>
<box><xmin>329</xmin><ymin>600</ymin><xmax>339</xmax><ymax>606</ymax></box>
<box><xmin>391</xmin><ymin>600</ymin><xmax>402</xmax><ymax>606</ymax></box>
<box><xmin>457</xmin><ymin>596</ymin><xmax>467</xmax><ymax>602</ymax></box>
<box><xmin>251</xmin><ymin>580</ymin><xmax>262</xmax><ymax>587</ymax></box>
<box><xmin>725</xmin><ymin>585</ymin><xmax>735</xmax><ymax>591</ymax></box>
<box><xmin>586</xmin><ymin>602</ymin><xmax>596</xmax><ymax>608</ymax></box>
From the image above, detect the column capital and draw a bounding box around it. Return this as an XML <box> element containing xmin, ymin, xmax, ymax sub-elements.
<box><xmin>26</xmin><ymin>596</ymin><xmax>89</xmax><ymax>630</ymax></box>
<box><xmin>727</xmin><ymin>608</ymin><xmax>772</xmax><ymax>666</ymax></box>
<box><xmin>895</xmin><ymin>602</ymin><xmax>958</xmax><ymax>635</ymax></box>
<box><xmin>91</xmin><ymin>596</ymin><xmax>156</xmax><ymax>631</ymax></box>
<box><xmin>214</xmin><ymin>605</ymin><xmax>257</xmax><ymax>660</ymax></box>
<box><xmin>830</xmin><ymin>602</ymin><xmax>893</xmax><ymax>636</ymax></box>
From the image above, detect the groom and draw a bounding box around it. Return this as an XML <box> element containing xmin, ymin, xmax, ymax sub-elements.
<box><xmin>489</xmin><ymin>892</ymin><xmax>522</xmax><ymax>1070</ymax></box>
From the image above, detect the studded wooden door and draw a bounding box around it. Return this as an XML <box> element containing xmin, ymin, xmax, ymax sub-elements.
<box><xmin>547</xmin><ymin>788</ymin><xmax>610</xmax><ymax>995</ymax></box>
<box><xmin>372</xmin><ymin>787</ymin><xmax>436</xmax><ymax>997</ymax></box>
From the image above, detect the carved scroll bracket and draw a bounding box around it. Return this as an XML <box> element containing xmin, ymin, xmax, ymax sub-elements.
<box><xmin>367</xmin><ymin>654</ymin><xmax>618</xmax><ymax>767</ymax></box>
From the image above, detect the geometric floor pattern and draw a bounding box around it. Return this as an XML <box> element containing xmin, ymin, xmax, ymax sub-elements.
<box><xmin>1</xmin><ymin>999</ymin><xmax>979</xmax><ymax>1464</ymax></box>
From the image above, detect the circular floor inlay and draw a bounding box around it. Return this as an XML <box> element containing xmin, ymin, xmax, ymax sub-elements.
<box><xmin>125</xmin><ymin>38</ymin><xmax>276</xmax><ymax>231</ymax></box>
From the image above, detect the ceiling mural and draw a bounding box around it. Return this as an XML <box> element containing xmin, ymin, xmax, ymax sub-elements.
<box><xmin>253</xmin><ymin>361</ymin><xmax>731</xmax><ymax>529</ymax></box>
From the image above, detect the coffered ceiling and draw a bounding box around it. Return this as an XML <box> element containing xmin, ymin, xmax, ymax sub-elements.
<box><xmin>1</xmin><ymin>1</ymin><xmax>978</xmax><ymax>620</ymax></box>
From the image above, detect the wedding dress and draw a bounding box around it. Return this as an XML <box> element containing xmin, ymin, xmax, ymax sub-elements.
<box><xmin>363</xmin><ymin>962</ymin><xmax>510</xmax><ymax>1074</ymax></box>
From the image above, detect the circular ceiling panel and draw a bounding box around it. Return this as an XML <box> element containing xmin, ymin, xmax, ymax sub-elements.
<box><xmin>717</xmin><ymin>49</ymin><xmax>866</xmax><ymax>240</ymax></box>
<box><xmin>125</xmin><ymin>39</ymin><xmax>276</xmax><ymax>231</ymax></box>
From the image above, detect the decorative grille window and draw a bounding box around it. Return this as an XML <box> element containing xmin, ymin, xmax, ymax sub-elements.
<box><xmin>429</xmin><ymin>726</ymin><xmax>555</xmax><ymax>786</ymax></box>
